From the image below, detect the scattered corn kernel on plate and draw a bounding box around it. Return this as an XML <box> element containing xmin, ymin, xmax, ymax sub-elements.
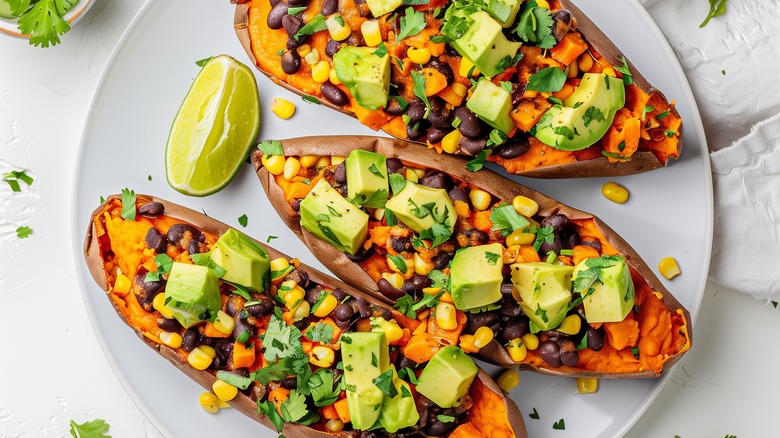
<box><xmin>72</xmin><ymin>0</ymin><xmax>712</xmax><ymax>437</ymax></box>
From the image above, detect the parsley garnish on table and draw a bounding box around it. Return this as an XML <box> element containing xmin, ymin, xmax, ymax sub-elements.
<box><xmin>700</xmin><ymin>0</ymin><xmax>727</xmax><ymax>27</ymax></box>
<box><xmin>10</xmin><ymin>0</ymin><xmax>80</xmax><ymax>47</ymax></box>
<box><xmin>69</xmin><ymin>418</ymin><xmax>110</xmax><ymax>438</ymax></box>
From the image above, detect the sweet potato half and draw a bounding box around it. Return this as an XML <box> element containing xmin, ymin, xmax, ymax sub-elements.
<box><xmin>254</xmin><ymin>135</ymin><xmax>692</xmax><ymax>378</ymax></box>
<box><xmin>234</xmin><ymin>0</ymin><xmax>682</xmax><ymax>178</ymax></box>
<box><xmin>83</xmin><ymin>194</ymin><xmax>527</xmax><ymax>438</ymax></box>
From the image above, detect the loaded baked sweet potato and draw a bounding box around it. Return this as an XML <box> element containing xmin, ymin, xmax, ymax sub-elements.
<box><xmin>254</xmin><ymin>135</ymin><xmax>691</xmax><ymax>377</ymax></box>
<box><xmin>234</xmin><ymin>0</ymin><xmax>682</xmax><ymax>177</ymax></box>
<box><xmin>83</xmin><ymin>194</ymin><xmax>527</xmax><ymax>437</ymax></box>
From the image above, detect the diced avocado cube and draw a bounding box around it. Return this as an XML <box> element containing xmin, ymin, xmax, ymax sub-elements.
<box><xmin>209</xmin><ymin>228</ymin><xmax>270</xmax><ymax>292</ymax></box>
<box><xmin>450</xmin><ymin>10</ymin><xmax>522</xmax><ymax>77</ymax></box>
<box><xmin>511</xmin><ymin>262</ymin><xmax>574</xmax><ymax>331</ymax></box>
<box><xmin>345</xmin><ymin>149</ymin><xmax>389</xmax><ymax>201</ymax></box>
<box><xmin>534</xmin><ymin>73</ymin><xmax>626</xmax><ymax>151</ymax></box>
<box><xmin>377</xmin><ymin>366</ymin><xmax>419</xmax><ymax>433</ymax></box>
<box><xmin>365</xmin><ymin>0</ymin><xmax>403</xmax><ymax>18</ymax></box>
<box><xmin>573</xmin><ymin>256</ymin><xmax>635</xmax><ymax>323</ymax></box>
<box><xmin>415</xmin><ymin>346</ymin><xmax>478</xmax><ymax>408</ymax></box>
<box><xmin>333</xmin><ymin>46</ymin><xmax>391</xmax><ymax>110</ymax></box>
<box><xmin>467</xmin><ymin>79</ymin><xmax>515</xmax><ymax>135</ymax></box>
<box><xmin>341</xmin><ymin>332</ymin><xmax>390</xmax><ymax>430</ymax></box>
<box><xmin>164</xmin><ymin>262</ymin><xmax>222</xmax><ymax>328</ymax></box>
<box><xmin>384</xmin><ymin>181</ymin><xmax>456</xmax><ymax>235</ymax></box>
<box><xmin>450</xmin><ymin>243</ymin><xmax>504</xmax><ymax>310</ymax></box>
<box><xmin>486</xmin><ymin>0</ymin><xmax>523</xmax><ymax>28</ymax></box>
<box><xmin>299</xmin><ymin>178</ymin><xmax>369</xmax><ymax>255</ymax></box>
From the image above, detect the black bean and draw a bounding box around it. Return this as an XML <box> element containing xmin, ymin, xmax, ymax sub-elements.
<box><xmin>501</xmin><ymin>319</ymin><xmax>529</xmax><ymax>342</ymax></box>
<box><xmin>321</xmin><ymin>0</ymin><xmax>337</xmax><ymax>15</ymax></box>
<box><xmin>281</xmin><ymin>376</ymin><xmax>298</xmax><ymax>389</ymax></box>
<box><xmin>335</xmin><ymin>303</ymin><xmax>355</xmax><ymax>322</ymax></box>
<box><xmin>212</xmin><ymin>340</ymin><xmax>233</xmax><ymax>370</ymax></box>
<box><xmin>539</xmin><ymin>340</ymin><xmax>563</xmax><ymax>367</ymax></box>
<box><xmin>432</xmin><ymin>252</ymin><xmax>453</xmax><ymax>270</ymax></box>
<box><xmin>511</xmin><ymin>83</ymin><xmax>526</xmax><ymax>106</ymax></box>
<box><xmin>371</xmin><ymin>306</ymin><xmax>393</xmax><ymax>321</ymax></box>
<box><xmin>456</xmin><ymin>228</ymin><xmax>490</xmax><ymax>248</ymax></box>
<box><xmin>398</xmin><ymin>356</ymin><xmax>418</xmax><ymax>370</ymax></box>
<box><xmin>266</xmin><ymin>2</ymin><xmax>288</xmax><ymax>29</ymax></box>
<box><xmin>540</xmin><ymin>214</ymin><xmax>569</xmax><ymax>233</ymax></box>
<box><xmin>157</xmin><ymin>317</ymin><xmax>179</xmax><ymax>332</ymax></box>
<box><xmin>282</xmin><ymin>14</ymin><xmax>305</xmax><ymax>47</ymax></box>
<box><xmin>187</xmin><ymin>239</ymin><xmax>203</xmax><ymax>255</ymax></box>
<box><xmin>386</xmin><ymin>158</ymin><xmax>404</xmax><ymax>174</ymax></box>
<box><xmin>499</xmin><ymin>296</ymin><xmax>523</xmax><ymax>318</ymax></box>
<box><xmin>350</xmin><ymin>298</ymin><xmax>371</xmax><ymax>318</ymax></box>
<box><xmin>225</xmin><ymin>294</ymin><xmax>246</xmax><ymax>317</ymax></box>
<box><xmin>454</xmin><ymin>106</ymin><xmax>482</xmax><ymax>139</ymax></box>
<box><xmin>320</xmin><ymin>82</ymin><xmax>349</xmax><ymax>106</ymax></box>
<box><xmin>145</xmin><ymin>228</ymin><xmax>167</xmax><ymax>254</ymax></box>
<box><xmin>540</xmin><ymin>237</ymin><xmax>562</xmax><ymax>255</ymax></box>
<box><xmin>427</xmin><ymin>97</ymin><xmax>454</xmax><ymax>129</ymax></box>
<box><xmin>500</xmin><ymin>283</ymin><xmax>515</xmax><ymax>295</ymax></box>
<box><xmin>407</xmin><ymin>123</ymin><xmax>425</xmax><ymax>140</ymax></box>
<box><xmin>458</xmin><ymin>136</ymin><xmax>487</xmax><ymax>156</ymax></box>
<box><xmin>582</xmin><ymin>239</ymin><xmax>602</xmax><ymax>253</ymax></box>
<box><xmin>333</xmin><ymin>161</ymin><xmax>346</xmax><ymax>183</ymax></box>
<box><xmin>198</xmin><ymin>332</ymin><xmax>217</xmax><ymax>347</ymax></box>
<box><xmin>466</xmin><ymin>311</ymin><xmax>500</xmax><ymax>334</ymax></box>
<box><xmin>293</xmin><ymin>316</ymin><xmax>311</xmax><ymax>331</ymax></box>
<box><xmin>325</xmin><ymin>39</ymin><xmax>342</xmax><ymax>58</ymax></box>
<box><xmin>427</xmin><ymin>58</ymin><xmax>454</xmax><ymax>84</ymax></box>
<box><xmin>291</xmin><ymin>198</ymin><xmax>303</xmax><ymax>212</ymax></box>
<box><xmin>133</xmin><ymin>268</ymin><xmax>165</xmax><ymax>310</ymax></box>
<box><xmin>448</xmin><ymin>186</ymin><xmax>468</xmax><ymax>204</ymax></box>
<box><xmin>561</xmin><ymin>229</ymin><xmax>582</xmax><ymax>249</ymax></box>
<box><xmin>138</xmin><ymin>201</ymin><xmax>164</xmax><ymax>217</ymax></box>
<box><xmin>305</xmin><ymin>285</ymin><xmax>326</xmax><ymax>305</ymax></box>
<box><xmin>426</xmin><ymin>419</ymin><xmax>457</xmax><ymax>436</ymax></box>
<box><xmin>426</xmin><ymin>127</ymin><xmax>448</xmax><ymax>144</ymax></box>
<box><xmin>182</xmin><ymin>328</ymin><xmax>199</xmax><ymax>352</ymax></box>
<box><xmin>377</xmin><ymin>278</ymin><xmax>406</xmax><ymax>301</ymax></box>
<box><xmin>233</xmin><ymin>318</ymin><xmax>257</xmax><ymax>341</ymax></box>
<box><xmin>268</xmin><ymin>0</ymin><xmax>282</xmax><ymax>7</ymax></box>
<box><xmin>287</xmin><ymin>0</ymin><xmax>308</xmax><ymax>6</ymax></box>
<box><xmin>420</xmin><ymin>171</ymin><xmax>451</xmax><ymax>190</ymax></box>
<box><xmin>285</xmin><ymin>269</ymin><xmax>310</xmax><ymax>289</ymax></box>
<box><xmin>280</xmin><ymin>50</ymin><xmax>302</xmax><ymax>74</ymax></box>
<box><xmin>391</xmin><ymin>235</ymin><xmax>411</xmax><ymax>253</ymax></box>
<box><xmin>551</xmin><ymin>9</ymin><xmax>573</xmax><ymax>43</ymax></box>
<box><xmin>406</xmin><ymin>100</ymin><xmax>426</xmax><ymax>124</ymax></box>
<box><xmin>385</xmin><ymin>97</ymin><xmax>406</xmax><ymax>116</ymax></box>
<box><xmin>331</xmin><ymin>288</ymin><xmax>347</xmax><ymax>302</ymax></box>
<box><xmin>345</xmin><ymin>245</ymin><xmax>373</xmax><ymax>262</ymax></box>
<box><xmin>166</xmin><ymin>223</ymin><xmax>201</xmax><ymax>247</ymax></box>
<box><xmin>496</xmin><ymin>137</ymin><xmax>531</xmax><ymax>159</ymax></box>
<box><xmin>245</xmin><ymin>295</ymin><xmax>275</xmax><ymax>317</ymax></box>
<box><xmin>586</xmin><ymin>326</ymin><xmax>605</xmax><ymax>351</ymax></box>
<box><xmin>559</xmin><ymin>339</ymin><xmax>579</xmax><ymax>367</ymax></box>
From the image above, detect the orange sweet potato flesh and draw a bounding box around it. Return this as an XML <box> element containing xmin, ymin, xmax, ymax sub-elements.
<box><xmin>233</xmin><ymin>0</ymin><xmax>682</xmax><ymax>178</ymax></box>
<box><xmin>254</xmin><ymin>135</ymin><xmax>692</xmax><ymax>378</ymax></box>
<box><xmin>83</xmin><ymin>194</ymin><xmax>527</xmax><ymax>437</ymax></box>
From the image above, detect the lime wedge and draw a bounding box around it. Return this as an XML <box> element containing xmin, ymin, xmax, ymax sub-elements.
<box><xmin>165</xmin><ymin>55</ymin><xmax>261</xmax><ymax>196</ymax></box>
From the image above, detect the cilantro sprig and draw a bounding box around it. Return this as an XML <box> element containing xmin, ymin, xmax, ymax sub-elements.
<box><xmin>14</xmin><ymin>0</ymin><xmax>79</xmax><ymax>48</ymax></box>
<box><xmin>513</xmin><ymin>1</ymin><xmax>556</xmax><ymax>49</ymax></box>
<box><xmin>700</xmin><ymin>0</ymin><xmax>727</xmax><ymax>27</ymax></box>
<box><xmin>395</xmin><ymin>7</ymin><xmax>426</xmax><ymax>41</ymax></box>
<box><xmin>69</xmin><ymin>418</ymin><xmax>110</xmax><ymax>438</ymax></box>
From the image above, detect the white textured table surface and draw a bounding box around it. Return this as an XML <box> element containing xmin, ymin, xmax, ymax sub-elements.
<box><xmin>1</xmin><ymin>1</ymin><xmax>778</xmax><ymax>437</ymax></box>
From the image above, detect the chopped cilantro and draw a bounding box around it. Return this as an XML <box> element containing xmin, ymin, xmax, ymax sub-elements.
<box><xmin>387</xmin><ymin>254</ymin><xmax>408</xmax><ymax>273</ymax></box>
<box><xmin>641</xmin><ymin>105</ymin><xmax>655</xmax><ymax>119</ymax></box>
<box><xmin>372</xmin><ymin>369</ymin><xmax>399</xmax><ymax>398</ymax></box>
<box><xmin>16</xmin><ymin>226</ymin><xmax>33</xmax><ymax>239</ymax></box>
<box><xmin>263</xmin><ymin>310</ymin><xmax>304</xmax><ymax>362</ymax></box>
<box><xmin>582</xmin><ymin>106</ymin><xmax>605</xmax><ymax>127</ymax></box>
<box><xmin>700</xmin><ymin>0</ymin><xmax>727</xmax><ymax>27</ymax></box>
<box><xmin>396</xmin><ymin>7</ymin><xmax>426</xmax><ymax>41</ymax></box>
<box><xmin>389</xmin><ymin>173</ymin><xmax>407</xmax><ymax>195</ymax></box>
<box><xmin>389</xmin><ymin>94</ymin><xmax>409</xmax><ymax>111</ymax></box>
<box><xmin>238</xmin><ymin>214</ymin><xmax>248</xmax><ymax>227</ymax></box>
<box><xmin>309</xmin><ymin>369</ymin><xmax>341</xmax><ymax>407</ymax></box>
<box><xmin>305</xmin><ymin>322</ymin><xmax>334</xmax><ymax>344</ymax></box>
<box><xmin>368</xmin><ymin>163</ymin><xmax>385</xmax><ymax>178</ymax></box>
<box><xmin>410</xmin><ymin>69</ymin><xmax>431</xmax><ymax>117</ymax></box>
<box><xmin>144</xmin><ymin>254</ymin><xmax>174</xmax><ymax>282</ymax></box>
<box><xmin>69</xmin><ymin>418</ymin><xmax>110</xmax><ymax>438</ymax></box>
<box><xmin>614</xmin><ymin>56</ymin><xmax>633</xmax><ymax>85</ymax></box>
<box><xmin>190</xmin><ymin>251</ymin><xmax>227</xmax><ymax>277</ymax></box>
<box><xmin>529</xmin><ymin>407</ymin><xmax>540</xmax><ymax>419</ymax></box>
<box><xmin>419</xmin><ymin>222</ymin><xmax>452</xmax><ymax>247</ymax></box>
<box><xmin>302</xmin><ymin>95</ymin><xmax>322</xmax><ymax>105</ymax></box>
<box><xmin>267</xmin><ymin>235</ymin><xmax>278</xmax><ymax>243</ymax></box>
<box><xmin>3</xmin><ymin>170</ymin><xmax>34</xmax><ymax>192</ymax></box>
<box><xmin>258</xmin><ymin>400</ymin><xmax>285</xmax><ymax>433</ymax></box>
<box><xmin>466</xmin><ymin>149</ymin><xmax>490</xmax><ymax>172</ymax></box>
<box><xmin>485</xmin><ymin>252</ymin><xmax>500</xmax><ymax>265</ymax></box>
<box><xmin>490</xmin><ymin>203</ymin><xmax>530</xmax><ymax>236</ymax></box>
<box><xmin>513</xmin><ymin>2</ymin><xmax>556</xmax><ymax>49</ymax></box>
<box><xmin>373</xmin><ymin>42</ymin><xmax>389</xmax><ymax>58</ymax></box>
<box><xmin>553</xmin><ymin>418</ymin><xmax>565</xmax><ymax>430</ymax></box>
<box><xmin>437</xmin><ymin>414</ymin><xmax>456</xmax><ymax>423</ymax></box>
<box><xmin>216</xmin><ymin>370</ymin><xmax>254</xmax><ymax>390</ymax></box>
<box><xmin>526</xmin><ymin>66</ymin><xmax>566</xmax><ymax>92</ymax></box>
<box><xmin>294</xmin><ymin>14</ymin><xmax>328</xmax><ymax>40</ymax></box>
<box><xmin>120</xmin><ymin>188</ymin><xmax>137</xmax><ymax>221</ymax></box>
<box><xmin>258</xmin><ymin>140</ymin><xmax>284</xmax><ymax>157</ymax></box>
<box><xmin>195</xmin><ymin>56</ymin><xmax>213</xmax><ymax>67</ymax></box>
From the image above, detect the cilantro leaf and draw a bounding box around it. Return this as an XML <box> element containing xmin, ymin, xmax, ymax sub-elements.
<box><xmin>281</xmin><ymin>389</ymin><xmax>320</xmax><ymax>425</ymax></box>
<box><xmin>466</xmin><ymin>149</ymin><xmax>490</xmax><ymax>172</ymax></box>
<box><xmin>532</xmin><ymin>225</ymin><xmax>555</xmax><ymax>252</ymax></box>
<box><xmin>348</xmin><ymin>189</ymin><xmax>389</xmax><ymax>209</ymax></box>
<box><xmin>258</xmin><ymin>140</ymin><xmax>284</xmax><ymax>157</ymax></box>
<box><xmin>529</xmin><ymin>407</ymin><xmax>540</xmax><ymax>419</ymax></box>
<box><xmin>309</xmin><ymin>369</ymin><xmax>341</xmax><ymax>407</ymax></box>
<box><xmin>389</xmin><ymin>173</ymin><xmax>407</xmax><ymax>195</ymax></box>
<box><xmin>238</xmin><ymin>214</ymin><xmax>249</xmax><ymax>227</ymax></box>
<box><xmin>419</xmin><ymin>222</ymin><xmax>452</xmax><ymax>247</ymax></box>
<box><xmin>553</xmin><ymin>418</ymin><xmax>565</xmax><ymax>430</ymax></box>
<box><xmin>394</xmin><ymin>294</ymin><xmax>417</xmax><ymax>318</ymax></box>
<box><xmin>373</xmin><ymin>42</ymin><xmax>389</xmax><ymax>58</ymax></box>
<box><xmin>582</xmin><ymin>106</ymin><xmax>605</xmax><ymax>127</ymax></box>
<box><xmin>387</xmin><ymin>254</ymin><xmax>408</xmax><ymax>273</ymax></box>
<box><xmin>69</xmin><ymin>418</ymin><xmax>110</xmax><ymax>438</ymax></box>
<box><xmin>613</xmin><ymin>56</ymin><xmax>633</xmax><ymax>85</ymax></box>
<box><xmin>258</xmin><ymin>400</ymin><xmax>285</xmax><ymax>433</ymax></box>
<box><xmin>396</xmin><ymin>7</ymin><xmax>426</xmax><ymax>41</ymax></box>
<box><xmin>252</xmin><ymin>357</ymin><xmax>299</xmax><ymax>385</ymax></box>
<box><xmin>16</xmin><ymin>226</ymin><xmax>33</xmax><ymax>239</ymax></box>
<box><xmin>190</xmin><ymin>251</ymin><xmax>228</xmax><ymax>278</ymax></box>
<box><xmin>490</xmin><ymin>203</ymin><xmax>530</xmax><ymax>235</ymax></box>
<box><xmin>305</xmin><ymin>322</ymin><xmax>334</xmax><ymax>344</ymax></box>
<box><xmin>700</xmin><ymin>0</ymin><xmax>727</xmax><ymax>27</ymax></box>
<box><xmin>263</xmin><ymin>311</ymin><xmax>304</xmax><ymax>362</ymax></box>
<box><xmin>410</xmin><ymin>69</ymin><xmax>432</xmax><ymax>117</ymax></box>
<box><xmin>144</xmin><ymin>254</ymin><xmax>174</xmax><ymax>282</ymax></box>
<box><xmin>120</xmin><ymin>188</ymin><xmax>136</xmax><ymax>221</ymax></box>
<box><xmin>216</xmin><ymin>370</ymin><xmax>254</xmax><ymax>390</ymax></box>
<box><xmin>526</xmin><ymin>67</ymin><xmax>566</xmax><ymax>92</ymax></box>
<box><xmin>372</xmin><ymin>369</ymin><xmax>399</xmax><ymax>399</ymax></box>
<box><xmin>17</xmin><ymin>0</ymin><xmax>78</xmax><ymax>48</ymax></box>
<box><xmin>295</xmin><ymin>14</ymin><xmax>328</xmax><ymax>40</ymax></box>
<box><xmin>513</xmin><ymin>2</ymin><xmax>556</xmax><ymax>49</ymax></box>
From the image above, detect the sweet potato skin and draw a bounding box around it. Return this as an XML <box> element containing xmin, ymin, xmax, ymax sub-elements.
<box><xmin>253</xmin><ymin>135</ymin><xmax>692</xmax><ymax>378</ymax></box>
<box><xmin>234</xmin><ymin>1</ymin><xmax>682</xmax><ymax>178</ymax></box>
<box><xmin>83</xmin><ymin>194</ymin><xmax>527</xmax><ymax>437</ymax></box>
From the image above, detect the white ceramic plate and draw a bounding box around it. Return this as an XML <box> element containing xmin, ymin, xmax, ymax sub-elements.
<box><xmin>0</xmin><ymin>0</ymin><xmax>95</xmax><ymax>39</ymax></box>
<box><xmin>72</xmin><ymin>0</ymin><xmax>712</xmax><ymax>436</ymax></box>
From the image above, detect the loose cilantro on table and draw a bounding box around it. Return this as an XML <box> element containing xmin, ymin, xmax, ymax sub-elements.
<box><xmin>15</xmin><ymin>0</ymin><xmax>79</xmax><ymax>48</ymax></box>
<box><xmin>395</xmin><ymin>7</ymin><xmax>426</xmax><ymax>41</ymax></box>
<box><xmin>552</xmin><ymin>418</ymin><xmax>566</xmax><ymax>430</ymax></box>
<box><xmin>529</xmin><ymin>407</ymin><xmax>540</xmax><ymax>419</ymax></box>
<box><xmin>145</xmin><ymin>254</ymin><xmax>174</xmax><ymax>282</ymax></box>
<box><xmin>195</xmin><ymin>56</ymin><xmax>214</xmax><ymax>67</ymax></box>
<box><xmin>16</xmin><ymin>226</ymin><xmax>33</xmax><ymax>239</ymax></box>
<box><xmin>69</xmin><ymin>418</ymin><xmax>111</xmax><ymax>438</ymax></box>
<box><xmin>3</xmin><ymin>170</ymin><xmax>34</xmax><ymax>192</ymax></box>
<box><xmin>120</xmin><ymin>188</ymin><xmax>136</xmax><ymax>221</ymax></box>
<box><xmin>267</xmin><ymin>235</ymin><xmax>278</xmax><ymax>243</ymax></box>
<box><xmin>513</xmin><ymin>1</ymin><xmax>556</xmax><ymax>49</ymax></box>
<box><xmin>700</xmin><ymin>0</ymin><xmax>727</xmax><ymax>27</ymax></box>
<box><xmin>238</xmin><ymin>214</ymin><xmax>249</xmax><ymax>227</ymax></box>
<box><xmin>526</xmin><ymin>67</ymin><xmax>567</xmax><ymax>92</ymax></box>
<box><xmin>491</xmin><ymin>203</ymin><xmax>530</xmax><ymax>236</ymax></box>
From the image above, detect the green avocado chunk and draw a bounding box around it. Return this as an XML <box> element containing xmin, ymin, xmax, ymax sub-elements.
<box><xmin>534</xmin><ymin>73</ymin><xmax>626</xmax><ymax>151</ymax></box>
<box><xmin>384</xmin><ymin>181</ymin><xmax>456</xmax><ymax>235</ymax></box>
<box><xmin>511</xmin><ymin>262</ymin><xmax>574</xmax><ymax>331</ymax></box>
<box><xmin>333</xmin><ymin>46</ymin><xmax>391</xmax><ymax>110</ymax></box>
<box><xmin>341</xmin><ymin>332</ymin><xmax>390</xmax><ymax>430</ymax></box>
<box><xmin>449</xmin><ymin>10</ymin><xmax>522</xmax><ymax>78</ymax></box>
<box><xmin>365</xmin><ymin>0</ymin><xmax>403</xmax><ymax>18</ymax></box>
<box><xmin>486</xmin><ymin>0</ymin><xmax>523</xmax><ymax>28</ymax></box>
<box><xmin>164</xmin><ymin>262</ymin><xmax>222</xmax><ymax>328</ymax></box>
<box><xmin>345</xmin><ymin>149</ymin><xmax>388</xmax><ymax>202</ymax></box>
<box><xmin>467</xmin><ymin>79</ymin><xmax>515</xmax><ymax>135</ymax></box>
<box><xmin>209</xmin><ymin>228</ymin><xmax>270</xmax><ymax>292</ymax></box>
<box><xmin>299</xmin><ymin>178</ymin><xmax>369</xmax><ymax>255</ymax></box>
<box><xmin>573</xmin><ymin>256</ymin><xmax>635</xmax><ymax>323</ymax></box>
<box><xmin>450</xmin><ymin>243</ymin><xmax>505</xmax><ymax>310</ymax></box>
<box><xmin>377</xmin><ymin>367</ymin><xmax>420</xmax><ymax>433</ymax></box>
<box><xmin>415</xmin><ymin>346</ymin><xmax>478</xmax><ymax>408</ymax></box>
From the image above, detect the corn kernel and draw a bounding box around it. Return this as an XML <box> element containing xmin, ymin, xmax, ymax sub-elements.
<box><xmin>459</xmin><ymin>57</ymin><xmax>480</xmax><ymax>78</ymax></box>
<box><xmin>567</xmin><ymin>60</ymin><xmax>579</xmax><ymax>78</ymax></box>
<box><xmin>407</xmin><ymin>47</ymin><xmax>431</xmax><ymax>65</ymax></box>
<box><xmin>213</xmin><ymin>380</ymin><xmax>238</xmax><ymax>401</ymax></box>
<box><xmin>326</xmin><ymin>419</ymin><xmax>345</xmax><ymax>433</ymax></box>
<box><xmin>601</xmin><ymin>181</ymin><xmax>629</xmax><ymax>204</ymax></box>
<box><xmin>284</xmin><ymin>286</ymin><xmax>306</xmax><ymax>310</ymax></box>
<box><xmin>188</xmin><ymin>347</ymin><xmax>213</xmax><ymax>370</ymax></box>
<box><xmin>373</xmin><ymin>208</ymin><xmax>385</xmax><ymax>221</ymax></box>
<box><xmin>304</xmin><ymin>49</ymin><xmax>320</xmax><ymax>65</ymax></box>
<box><xmin>213</xmin><ymin>310</ymin><xmax>235</xmax><ymax>335</ymax></box>
<box><xmin>199</xmin><ymin>344</ymin><xmax>216</xmax><ymax>358</ymax></box>
<box><xmin>658</xmin><ymin>256</ymin><xmax>681</xmax><ymax>280</ymax></box>
<box><xmin>113</xmin><ymin>273</ymin><xmax>132</xmax><ymax>295</ymax></box>
<box><xmin>199</xmin><ymin>392</ymin><xmax>220</xmax><ymax>413</ymax></box>
<box><xmin>326</xmin><ymin>15</ymin><xmax>351</xmax><ymax>41</ymax></box>
<box><xmin>413</xmin><ymin>252</ymin><xmax>434</xmax><ymax>275</ymax></box>
<box><xmin>293</xmin><ymin>300</ymin><xmax>311</xmax><ymax>320</ymax></box>
<box><xmin>505</xmin><ymin>229</ymin><xmax>536</xmax><ymax>247</ymax></box>
<box><xmin>412</xmin><ymin>168</ymin><xmax>426</xmax><ymax>179</ymax></box>
<box><xmin>270</xmin><ymin>257</ymin><xmax>290</xmax><ymax>274</ymax></box>
<box><xmin>441</xmin><ymin>130</ymin><xmax>462</xmax><ymax>154</ymax></box>
<box><xmin>451</xmin><ymin>82</ymin><xmax>467</xmax><ymax>97</ymax></box>
<box><xmin>329</xmin><ymin>68</ymin><xmax>342</xmax><ymax>85</ymax></box>
<box><xmin>602</xmin><ymin>67</ymin><xmax>616</xmax><ymax>77</ymax></box>
<box><xmin>261</xmin><ymin>153</ymin><xmax>285</xmax><ymax>175</ymax></box>
<box><xmin>360</xmin><ymin>20</ymin><xmax>382</xmax><ymax>47</ymax></box>
<box><xmin>387</xmin><ymin>255</ymin><xmax>413</xmax><ymax>276</ymax></box>
<box><xmin>283</xmin><ymin>156</ymin><xmax>301</xmax><ymax>181</ymax></box>
<box><xmin>578</xmin><ymin>53</ymin><xmax>594</xmax><ymax>73</ymax></box>
<box><xmin>473</xmin><ymin>326</ymin><xmax>494</xmax><ymax>348</ymax></box>
<box><xmin>296</xmin><ymin>44</ymin><xmax>311</xmax><ymax>58</ymax></box>
<box><xmin>315</xmin><ymin>156</ymin><xmax>331</xmax><ymax>169</ymax></box>
<box><xmin>330</xmin><ymin>155</ymin><xmax>345</xmax><ymax>165</ymax></box>
<box><xmin>439</xmin><ymin>291</ymin><xmax>453</xmax><ymax>303</ymax></box>
<box><xmin>512</xmin><ymin>195</ymin><xmax>539</xmax><ymax>217</ymax></box>
<box><xmin>435</xmin><ymin>302</ymin><xmax>458</xmax><ymax>330</ymax></box>
<box><xmin>372</xmin><ymin>317</ymin><xmax>404</xmax><ymax>343</ymax></box>
<box><xmin>299</xmin><ymin>155</ymin><xmax>319</xmax><ymax>168</ymax></box>
<box><xmin>535</xmin><ymin>0</ymin><xmax>550</xmax><ymax>8</ymax></box>
<box><xmin>496</xmin><ymin>369</ymin><xmax>520</xmax><ymax>393</ymax></box>
<box><xmin>153</xmin><ymin>292</ymin><xmax>175</xmax><ymax>319</ymax></box>
<box><xmin>270</xmin><ymin>97</ymin><xmax>296</xmax><ymax>120</ymax></box>
<box><xmin>557</xmin><ymin>314</ymin><xmax>581</xmax><ymax>335</ymax></box>
<box><xmin>577</xmin><ymin>377</ymin><xmax>599</xmax><ymax>394</ymax></box>
<box><xmin>218</xmin><ymin>399</ymin><xmax>231</xmax><ymax>409</ymax></box>
<box><xmin>159</xmin><ymin>331</ymin><xmax>183</xmax><ymax>349</ymax></box>
<box><xmin>313</xmin><ymin>293</ymin><xmax>339</xmax><ymax>317</ymax></box>
<box><xmin>381</xmin><ymin>272</ymin><xmax>405</xmax><ymax>289</ymax></box>
<box><xmin>459</xmin><ymin>334</ymin><xmax>480</xmax><ymax>353</ymax></box>
<box><xmin>405</xmin><ymin>168</ymin><xmax>418</xmax><ymax>183</ymax></box>
<box><xmin>469</xmin><ymin>189</ymin><xmax>491</xmax><ymax>211</ymax></box>
<box><xmin>310</xmin><ymin>345</ymin><xmax>336</xmax><ymax>367</ymax></box>
<box><xmin>506</xmin><ymin>338</ymin><xmax>528</xmax><ymax>362</ymax></box>
<box><xmin>521</xmin><ymin>333</ymin><xmax>539</xmax><ymax>351</ymax></box>
<box><xmin>312</xmin><ymin>60</ymin><xmax>331</xmax><ymax>83</ymax></box>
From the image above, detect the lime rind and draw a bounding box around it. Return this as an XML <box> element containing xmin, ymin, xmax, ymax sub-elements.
<box><xmin>165</xmin><ymin>54</ymin><xmax>261</xmax><ymax>196</ymax></box>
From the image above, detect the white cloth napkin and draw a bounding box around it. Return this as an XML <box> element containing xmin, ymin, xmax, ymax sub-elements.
<box><xmin>639</xmin><ymin>0</ymin><xmax>780</xmax><ymax>300</ymax></box>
